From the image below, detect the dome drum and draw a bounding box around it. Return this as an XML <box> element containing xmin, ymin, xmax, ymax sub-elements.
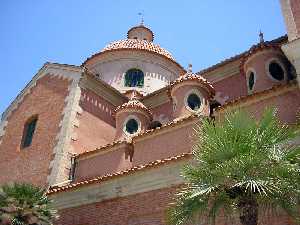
<box><xmin>114</xmin><ymin>98</ymin><xmax>152</xmax><ymax>140</ymax></box>
<box><xmin>241</xmin><ymin>44</ymin><xmax>289</xmax><ymax>93</ymax></box>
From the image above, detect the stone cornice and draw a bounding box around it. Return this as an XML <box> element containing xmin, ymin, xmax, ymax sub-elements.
<box><xmin>48</xmin><ymin>153</ymin><xmax>190</xmax><ymax>209</ymax></box>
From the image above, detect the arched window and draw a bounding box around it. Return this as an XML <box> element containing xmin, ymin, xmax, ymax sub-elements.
<box><xmin>21</xmin><ymin>116</ymin><xmax>38</xmax><ymax>149</ymax></box>
<box><xmin>125</xmin><ymin>69</ymin><xmax>144</xmax><ymax>87</ymax></box>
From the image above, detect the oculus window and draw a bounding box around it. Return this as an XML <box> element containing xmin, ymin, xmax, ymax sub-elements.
<box><xmin>125</xmin><ymin>118</ymin><xmax>139</xmax><ymax>134</ymax></box>
<box><xmin>125</xmin><ymin>69</ymin><xmax>144</xmax><ymax>87</ymax></box>
<box><xmin>21</xmin><ymin>116</ymin><xmax>38</xmax><ymax>149</ymax></box>
<box><xmin>187</xmin><ymin>93</ymin><xmax>201</xmax><ymax>111</ymax></box>
<box><xmin>269</xmin><ymin>62</ymin><xmax>284</xmax><ymax>81</ymax></box>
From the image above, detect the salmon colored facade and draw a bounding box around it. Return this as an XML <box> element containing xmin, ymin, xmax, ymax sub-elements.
<box><xmin>0</xmin><ymin>1</ymin><xmax>300</xmax><ymax>224</ymax></box>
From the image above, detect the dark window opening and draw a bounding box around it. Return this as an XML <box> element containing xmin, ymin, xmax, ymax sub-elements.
<box><xmin>125</xmin><ymin>119</ymin><xmax>139</xmax><ymax>134</ymax></box>
<box><xmin>148</xmin><ymin>121</ymin><xmax>162</xmax><ymax>130</ymax></box>
<box><xmin>269</xmin><ymin>62</ymin><xmax>284</xmax><ymax>81</ymax></box>
<box><xmin>21</xmin><ymin>116</ymin><xmax>38</xmax><ymax>149</ymax></box>
<box><xmin>187</xmin><ymin>93</ymin><xmax>201</xmax><ymax>111</ymax></box>
<box><xmin>210</xmin><ymin>101</ymin><xmax>221</xmax><ymax>115</ymax></box>
<box><xmin>125</xmin><ymin>69</ymin><xmax>144</xmax><ymax>87</ymax></box>
<box><xmin>69</xmin><ymin>156</ymin><xmax>77</xmax><ymax>181</ymax></box>
<box><xmin>248</xmin><ymin>72</ymin><xmax>255</xmax><ymax>91</ymax></box>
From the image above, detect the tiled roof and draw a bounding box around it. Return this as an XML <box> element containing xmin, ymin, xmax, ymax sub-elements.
<box><xmin>101</xmin><ymin>39</ymin><xmax>175</xmax><ymax>61</ymax></box>
<box><xmin>170</xmin><ymin>71</ymin><xmax>215</xmax><ymax>98</ymax></box>
<box><xmin>239</xmin><ymin>42</ymin><xmax>282</xmax><ymax>75</ymax></box>
<box><xmin>47</xmin><ymin>152</ymin><xmax>192</xmax><ymax>195</ymax></box>
<box><xmin>115</xmin><ymin>98</ymin><xmax>152</xmax><ymax>117</ymax></box>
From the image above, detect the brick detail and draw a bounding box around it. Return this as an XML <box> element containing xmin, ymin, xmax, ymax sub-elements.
<box><xmin>0</xmin><ymin>75</ymin><xmax>71</xmax><ymax>187</ymax></box>
<box><xmin>55</xmin><ymin>186</ymin><xmax>291</xmax><ymax>225</ymax></box>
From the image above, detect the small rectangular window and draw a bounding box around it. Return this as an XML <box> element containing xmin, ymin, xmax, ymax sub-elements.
<box><xmin>21</xmin><ymin>117</ymin><xmax>38</xmax><ymax>149</ymax></box>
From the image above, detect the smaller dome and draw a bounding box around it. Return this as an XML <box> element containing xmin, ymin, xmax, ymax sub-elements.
<box><xmin>115</xmin><ymin>98</ymin><xmax>152</xmax><ymax>118</ymax></box>
<box><xmin>127</xmin><ymin>24</ymin><xmax>154</xmax><ymax>42</ymax></box>
<box><xmin>170</xmin><ymin>65</ymin><xmax>215</xmax><ymax>98</ymax></box>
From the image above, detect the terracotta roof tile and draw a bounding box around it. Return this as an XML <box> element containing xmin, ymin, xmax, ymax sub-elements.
<box><xmin>170</xmin><ymin>71</ymin><xmax>215</xmax><ymax>98</ymax></box>
<box><xmin>102</xmin><ymin>39</ymin><xmax>174</xmax><ymax>61</ymax></box>
<box><xmin>115</xmin><ymin>98</ymin><xmax>152</xmax><ymax>117</ymax></box>
<box><xmin>47</xmin><ymin>152</ymin><xmax>191</xmax><ymax>195</ymax></box>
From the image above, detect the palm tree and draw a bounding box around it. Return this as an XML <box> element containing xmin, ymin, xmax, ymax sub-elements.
<box><xmin>167</xmin><ymin>109</ymin><xmax>300</xmax><ymax>225</ymax></box>
<box><xmin>0</xmin><ymin>183</ymin><xmax>58</xmax><ymax>225</ymax></box>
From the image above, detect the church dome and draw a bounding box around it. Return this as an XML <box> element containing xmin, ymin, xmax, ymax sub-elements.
<box><xmin>101</xmin><ymin>39</ymin><xmax>175</xmax><ymax>61</ymax></box>
<box><xmin>115</xmin><ymin>98</ymin><xmax>152</xmax><ymax>118</ymax></box>
<box><xmin>170</xmin><ymin>66</ymin><xmax>215</xmax><ymax>98</ymax></box>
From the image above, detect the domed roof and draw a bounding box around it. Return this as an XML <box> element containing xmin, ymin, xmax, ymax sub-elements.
<box><xmin>115</xmin><ymin>91</ymin><xmax>152</xmax><ymax>118</ymax></box>
<box><xmin>101</xmin><ymin>39</ymin><xmax>175</xmax><ymax>61</ymax></box>
<box><xmin>170</xmin><ymin>64</ymin><xmax>215</xmax><ymax>98</ymax></box>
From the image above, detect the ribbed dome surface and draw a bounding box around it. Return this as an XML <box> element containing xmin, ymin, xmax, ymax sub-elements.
<box><xmin>101</xmin><ymin>39</ymin><xmax>175</xmax><ymax>61</ymax></box>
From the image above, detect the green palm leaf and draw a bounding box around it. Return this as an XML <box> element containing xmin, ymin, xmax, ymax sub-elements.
<box><xmin>167</xmin><ymin>108</ymin><xmax>300</xmax><ymax>225</ymax></box>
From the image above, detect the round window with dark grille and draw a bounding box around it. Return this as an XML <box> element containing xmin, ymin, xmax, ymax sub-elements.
<box><xmin>269</xmin><ymin>62</ymin><xmax>284</xmax><ymax>81</ymax></box>
<box><xmin>125</xmin><ymin>118</ymin><xmax>139</xmax><ymax>134</ymax></box>
<box><xmin>187</xmin><ymin>93</ymin><xmax>201</xmax><ymax>111</ymax></box>
<box><xmin>248</xmin><ymin>72</ymin><xmax>255</xmax><ymax>91</ymax></box>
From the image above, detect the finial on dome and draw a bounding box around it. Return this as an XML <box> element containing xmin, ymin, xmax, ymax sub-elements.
<box><xmin>188</xmin><ymin>63</ymin><xmax>193</xmax><ymax>73</ymax></box>
<box><xmin>138</xmin><ymin>12</ymin><xmax>144</xmax><ymax>26</ymax></box>
<box><xmin>259</xmin><ymin>30</ymin><xmax>264</xmax><ymax>43</ymax></box>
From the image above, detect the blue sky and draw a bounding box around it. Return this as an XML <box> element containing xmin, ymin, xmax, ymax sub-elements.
<box><xmin>0</xmin><ymin>0</ymin><xmax>286</xmax><ymax>116</ymax></box>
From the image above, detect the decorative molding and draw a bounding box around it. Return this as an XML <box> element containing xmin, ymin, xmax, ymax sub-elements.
<box><xmin>49</xmin><ymin>159</ymin><xmax>188</xmax><ymax>209</ymax></box>
<box><xmin>47</xmin><ymin>70</ymin><xmax>82</xmax><ymax>186</ymax></box>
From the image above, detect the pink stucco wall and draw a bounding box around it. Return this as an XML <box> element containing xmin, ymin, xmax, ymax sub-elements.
<box><xmin>74</xmin><ymin>122</ymin><xmax>196</xmax><ymax>181</ymax></box>
<box><xmin>132</xmin><ymin>123</ymin><xmax>195</xmax><ymax>166</ymax></box>
<box><xmin>74</xmin><ymin>144</ymin><xmax>132</xmax><ymax>182</ymax></box>
<box><xmin>240</xmin><ymin>88</ymin><xmax>300</xmax><ymax>124</ymax></box>
<box><xmin>212</xmin><ymin>72</ymin><xmax>248</xmax><ymax>103</ymax></box>
<box><xmin>151</xmin><ymin>101</ymin><xmax>174</xmax><ymax>124</ymax></box>
<box><xmin>71</xmin><ymin>89</ymin><xmax>116</xmax><ymax>154</ymax></box>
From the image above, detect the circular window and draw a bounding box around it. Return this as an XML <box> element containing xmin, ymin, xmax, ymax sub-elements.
<box><xmin>268</xmin><ymin>62</ymin><xmax>284</xmax><ymax>81</ymax></box>
<box><xmin>248</xmin><ymin>71</ymin><xmax>255</xmax><ymax>91</ymax></box>
<box><xmin>187</xmin><ymin>93</ymin><xmax>201</xmax><ymax>111</ymax></box>
<box><xmin>125</xmin><ymin>118</ymin><xmax>139</xmax><ymax>134</ymax></box>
